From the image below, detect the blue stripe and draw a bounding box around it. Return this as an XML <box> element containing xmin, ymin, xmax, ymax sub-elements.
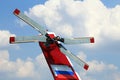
<box><xmin>55</xmin><ymin>71</ymin><xmax>74</xmax><ymax>75</ymax></box>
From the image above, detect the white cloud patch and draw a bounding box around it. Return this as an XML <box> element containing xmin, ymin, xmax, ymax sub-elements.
<box><xmin>20</xmin><ymin>0</ymin><xmax>120</xmax><ymax>46</ymax></box>
<box><xmin>87</xmin><ymin>60</ymin><xmax>118</xmax><ymax>73</ymax></box>
<box><xmin>75</xmin><ymin>52</ymin><xmax>119</xmax><ymax>80</ymax></box>
<box><xmin>16</xmin><ymin>59</ymin><xmax>35</xmax><ymax>78</ymax></box>
<box><xmin>0</xmin><ymin>30</ymin><xmax>15</xmax><ymax>48</ymax></box>
<box><xmin>0</xmin><ymin>50</ymin><xmax>9</xmax><ymax>61</ymax></box>
<box><xmin>0</xmin><ymin>51</ymin><xmax>53</xmax><ymax>80</ymax></box>
<box><xmin>76</xmin><ymin>52</ymin><xmax>118</xmax><ymax>73</ymax></box>
<box><xmin>0</xmin><ymin>50</ymin><xmax>34</xmax><ymax>78</ymax></box>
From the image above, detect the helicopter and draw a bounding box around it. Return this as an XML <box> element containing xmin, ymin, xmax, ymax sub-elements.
<box><xmin>10</xmin><ymin>9</ymin><xmax>94</xmax><ymax>80</ymax></box>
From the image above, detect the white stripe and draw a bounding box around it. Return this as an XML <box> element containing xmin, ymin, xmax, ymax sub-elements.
<box><xmin>51</xmin><ymin>65</ymin><xmax>72</xmax><ymax>71</ymax></box>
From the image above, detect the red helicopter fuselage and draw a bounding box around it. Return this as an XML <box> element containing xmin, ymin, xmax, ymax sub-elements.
<box><xmin>39</xmin><ymin>33</ymin><xmax>80</xmax><ymax>80</ymax></box>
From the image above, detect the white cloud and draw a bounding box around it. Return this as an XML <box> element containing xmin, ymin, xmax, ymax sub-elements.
<box><xmin>0</xmin><ymin>30</ymin><xmax>15</xmax><ymax>48</ymax></box>
<box><xmin>87</xmin><ymin>60</ymin><xmax>118</xmax><ymax>73</ymax></box>
<box><xmin>0</xmin><ymin>51</ymin><xmax>34</xmax><ymax>78</ymax></box>
<box><xmin>77</xmin><ymin>52</ymin><xmax>118</xmax><ymax>73</ymax></box>
<box><xmin>21</xmin><ymin>0</ymin><xmax>120</xmax><ymax>46</ymax></box>
<box><xmin>0</xmin><ymin>50</ymin><xmax>9</xmax><ymax>61</ymax></box>
<box><xmin>16</xmin><ymin>59</ymin><xmax>35</xmax><ymax>78</ymax></box>
<box><xmin>0</xmin><ymin>50</ymin><xmax>53</xmax><ymax>80</ymax></box>
<box><xmin>75</xmin><ymin>52</ymin><xmax>119</xmax><ymax>80</ymax></box>
<box><xmin>76</xmin><ymin>52</ymin><xmax>117</xmax><ymax>73</ymax></box>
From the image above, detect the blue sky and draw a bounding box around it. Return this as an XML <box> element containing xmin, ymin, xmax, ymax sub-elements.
<box><xmin>0</xmin><ymin>0</ymin><xmax>120</xmax><ymax>80</ymax></box>
<box><xmin>101</xmin><ymin>0</ymin><xmax>120</xmax><ymax>8</ymax></box>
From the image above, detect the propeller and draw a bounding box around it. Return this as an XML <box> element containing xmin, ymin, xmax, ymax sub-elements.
<box><xmin>12</xmin><ymin>9</ymin><xmax>94</xmax><ymax>45</ymax></box>
<box><xmin>10</xmin><ymin>9</ymin><xmax>95</xmax><ymax>70</ymax></box>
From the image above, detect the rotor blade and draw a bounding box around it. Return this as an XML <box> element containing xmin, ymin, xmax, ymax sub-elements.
<box><xmin>59</xmin><ymin>44</ymin><xmax>89</xmax><ymax>70</ymax></box>
<box><xmin>9</xmin><ymin>35</ymin><xmax>46</xmax><ymax>44</ymax></box>
<box><xmin>63</xmin><ymin>37</ymin><xmax>94</xmax><ymax>44</ymax></box>
<box><xmin>13</xmin><ymin>9</ymin><xmax>47</xmax><ymax>35</ymax></box>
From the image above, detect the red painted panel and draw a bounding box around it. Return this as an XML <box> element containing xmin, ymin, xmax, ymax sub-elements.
<box><xmin>39</xmin><ymin>33</ymin><xmax>79</xmax><ymax>80</ymax></box>
<box><xmin>39</xmin><ymin>42</ymin><xmax>70</xmax><ymax>65</ymax></box>
<box><xmin>90</xmin><ymin>37</ymin><xmax>94</xmax><ymax>43</ymax></box>
<box><xmin>39</xmin><ymin>42</ymin><xmax>79</xmax><ymax>80</ymax></box>
<box><xmin>84</xmin><ymin>64</ymin><xmax>89</xmax><ymax>70</ymax></box>
<box><xmin>9</xmin><ymin>37</ymin><xmax>15</xmax><ymax>43</ymax></box>
<box><xmin>56</xmin><ymin>74</ymin><xmax>79</xmax><ymax>80</ymax></box>
<box><xmin>13</xmin><ymin>9</ymin><xmax>20</xmax><ymax>15</ymax></box>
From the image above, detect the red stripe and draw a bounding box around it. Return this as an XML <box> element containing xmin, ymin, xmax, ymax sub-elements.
<box><xmin>56</xmin><ymin>74</ymin><xmax>78</xmax><ymax>79</ymax></box>
<box><xmin>90</xmin><ymin>37</ymin><xmax>94</xmax><ymax>43</ymax></box>
<box><xmin>9</xmin><ymin>37</ymin><xmax>15</xmax><ymax>44</ymax></box>
<box><xmin>13</xmin><ymin>9</ymin><xmax>20</xmax><ymax>15</ymax></box>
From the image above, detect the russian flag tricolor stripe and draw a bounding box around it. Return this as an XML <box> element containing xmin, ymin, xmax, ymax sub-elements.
<box><xmin>55</xmin><ymin>70</ymin><xmax>74</xmax><ymax>75</ymax></box>
<box><xmin>51</xmin><ymin>65</ymin><xmax>74</xmax><ymax>76</ymax></box>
